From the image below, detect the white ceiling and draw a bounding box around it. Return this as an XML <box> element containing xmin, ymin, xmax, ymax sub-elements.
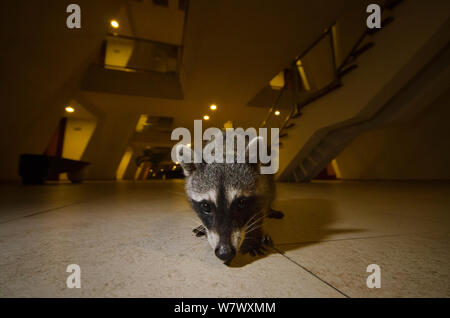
<box><xmin>0</xmin><ymin>0</ymin><xmax>363</xmax><ymax>180</ymax></box>
<box><xmin>82</xmin><ymin>0</ymin><xmax>361</xmax><ymax>137</ymax></box>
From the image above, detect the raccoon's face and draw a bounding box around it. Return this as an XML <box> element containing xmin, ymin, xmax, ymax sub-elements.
<box><xmin>185</xmin><ymin>162</ymin><xmax>264</xmax><ymax>263</ymax></box>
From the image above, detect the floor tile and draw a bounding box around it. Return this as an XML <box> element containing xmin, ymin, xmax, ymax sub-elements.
<box><xmin>1</xmin><ymin>180</ymin><xmax>449</xmax><ymax>297</ymax></box>
<box><xmin>278</xmin><ymin>233</ymin><xmax>450</xmax><ymax>297</ymax></box>
<box><xmin>0</xmin><ymin>181</ymin><xmax>342</xmax><ymax>297</ymax></box>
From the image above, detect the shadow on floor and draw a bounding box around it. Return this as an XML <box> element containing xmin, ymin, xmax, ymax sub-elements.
<box><xmin>229</xmin><ymin>198</ymin><xmax>364</xmax><ymax>267</ymax></box>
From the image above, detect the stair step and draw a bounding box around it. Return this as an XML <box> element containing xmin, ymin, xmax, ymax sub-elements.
<box><xmin>291</xmin><ymin>111</ymin><xmax>302</xmax><ymax>119</ymax></box>
<box><xmin>292</xmin><ymin>167</ymin><xmax>301</xmax><ymax>182</ymax></box>
<box><xmin>315</xmin><ymin>145</ymin><xmax>326</xmax><ymax>156</ymax></box>
<box><xmin>299</xmin><ymin>163</ymin><xmax>307</xmax><ymax>176</ymax></box>
<box><xmin>284</xmin><ymin>123</ymin><xmax>296</xmax><ymax>129</ymax></box>
<box><xmin>306</xmin><ymin>155</ymin><xmax>318</xmax><ymax>166</ymax></box>
<box><xmin>339</xmin><ymin>64</ymin><xmax>358</xmax><ymax>77</ymax></box>
<box><xmin>351</xmin><ymin>42</ymin><xmax>374</xmax><ymax>59</ymax></box>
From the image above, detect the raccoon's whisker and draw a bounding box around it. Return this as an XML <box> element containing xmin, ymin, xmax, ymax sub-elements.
<box><xmin>245</xmin><ymin>215</ymin><xmax>265</xmax><ymax>230</ymax></box>
<box><xmin>244</xmin><ymin>213</ymin><xmax>259</xmax><ymax>225</ymax></box>
<box><xmin>246</xmin><ymin>218</ymin><xmax>263</xmax><ymax>230</ymax></box>
<box><xmin>244</xmin><ymin>215</ymin><xmax>263</xmax><ymax>231</ymax></box>
<box><xmin>245</xmin><ymin>224</ymin><xmax>262</xmax><ymax>234</ymax></box>
<box><xmin>245</xmin><ymin>225</ymin><xmax>261</xmax><ymax>233</ymax></box>
<box><xmin>186</xmin><ymin>219</ymin><xmax>203</xmax><ymax>228</ymax></box>
<box><xmin>244</xmin><ymin>213</ymin><xmax>260</xmax><ymax>227</ymax></box>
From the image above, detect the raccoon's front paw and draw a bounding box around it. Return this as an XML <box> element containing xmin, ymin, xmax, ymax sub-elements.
<box><xmin>240</xmin><ymin>238</ymin><xmax>266</xmax><ymax>257</ymax></box>
<box><xmin>241</xmin><ymin>234</ymin><xmax>274</xmax><ymax>257</ymax></box>
<box><xmin>193</xmin><ymin>225</ymin><xmax>206</xmax><ymax>237</ymax></box>
<box><xmin>262</xmin><ymin>234</ymin><xmax>273</xmax><ymax>246</ymax></box>
<box><xmin>267</xmin><ymin>209</ymin><xmax>284</xmax><ymax>219</ymax></box>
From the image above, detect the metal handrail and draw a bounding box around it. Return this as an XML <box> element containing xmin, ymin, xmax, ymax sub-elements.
<box><xmin>102</xmin><ymin>63</ymin><xmax>178</xmax><ymax>74</ymax></box>
<box><xmin>103</xmin><ymin>33</ymin><xmax>181</xmax><ymax>75</ymax></box>
<box><xmin>260</xmin><ymin>84</ymin><xmax>287</xmax><ymax>127</ymax></box>
<box><xmin>260</xmin><ymin>24</ymin><xmax>337</xmax><ymax>131</ymax></box>
<box><xmin>279</xmin><ymin>62</ymin><xmax>300</xmax><ymax>132</ymax></box>
<box><xmin>107</xmin><ymin>32</ymin><xmax>182</xmax><ymax>49</ymax></box>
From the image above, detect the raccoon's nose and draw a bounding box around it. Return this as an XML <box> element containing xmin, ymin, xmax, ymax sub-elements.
<box><xmin>215</xmin><ymin>244</ymin><xmax>236</xmax><ymax>262</ymax></box>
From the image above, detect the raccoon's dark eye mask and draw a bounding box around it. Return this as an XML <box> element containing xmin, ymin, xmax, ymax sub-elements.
<box><xmin>231</xmin><ymin>196</ymin><xmax>256</xmax><ymax>210</ymax></box>
<box><xmin>235</xmin><ymin>197</ymin><xmax>248</xmax><ymax>210</ymax></box>
<box><xmin>190</xmin><ymin>199</ymin><xmax>216</xmax><ymax>216</ymax></box>
<box><xmin>200</xmin><ymin>201</ymin><xmax>212</xmax><ymax>214</ymax></box>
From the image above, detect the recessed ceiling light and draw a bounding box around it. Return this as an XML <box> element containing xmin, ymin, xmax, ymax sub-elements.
<box><xmin>210</xmin><ymin>104</ymin><xmax>217</xmax><ymax>110</ymax></box>
<box><xmin>65</xmin><ymin>106</ymin><xmax>75</xmax><ymax>113</ymax></box>
<box><xmin>274</xmin><ymin>110</ymin><xmax>280</xmax><ymax>116</ymax></box>
<box><xmin>203</xmin><ymin>115</ymin><xmax>210</xmax><ymax>120</ymax></box>
<box><xmin>110</xmin><ymin>20</ymin><xmax>119</xmax><ymax>28</ymax></box>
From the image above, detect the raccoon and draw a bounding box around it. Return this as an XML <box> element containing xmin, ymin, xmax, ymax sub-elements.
<box><xmin>176</xmin><ymin>131</ymin><xmax>283</xmax><ymax>264</ymax></box>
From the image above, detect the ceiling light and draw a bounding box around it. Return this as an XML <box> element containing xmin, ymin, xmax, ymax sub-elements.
<box><xmin>203</xmin><ymin>115</ymin><xmax>210</xmax><ymax>120</ymax></box>
<box><xmin>210</xmin><ymin>104</ymin><xmax>217</xmax><ymax>110</ymax></box>
<box><xmin>274</xmin><ymin>110</ymin><xmax>280</xmax><ymax>116</ymax></box>
<box><xmin>110</xmin><ymin>20</ymin><xmax>119</xmax><ymax>28</ymax></box>
<box><xmin>65</xmin><ymin>106</ymin><xmax>75</xmax><ymax>113</ymax></box>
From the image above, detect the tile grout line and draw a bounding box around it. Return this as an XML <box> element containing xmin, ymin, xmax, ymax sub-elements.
<box><xmin>0</xmin><ymin>191</ymin><xmax>114</xmax><ymax>225</ymax></box>
<box><xmin>0</xmin><ymin>201</ymin><xmax>85</xmax><ymax>225</ymax></box>
<box><xmin>270</xmin><ymin>245</ymin><xmax>351</xmax><ymax>298</ymax></box>
<box><xmin>273</xmin><ymin>231</ymin><xmax>446</xmax><ymax>247</ymax></box>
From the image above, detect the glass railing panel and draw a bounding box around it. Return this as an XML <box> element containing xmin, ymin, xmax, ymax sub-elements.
<box><xmin>103</xmin><ymin>34</ymin><xmax>180</xmax><ymax>73</ymax></box>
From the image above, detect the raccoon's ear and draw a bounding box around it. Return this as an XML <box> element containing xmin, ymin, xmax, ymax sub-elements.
<box><xmin>176</xmin><ymin>144</ymin><xmax>201</xmax><ymax>176</ymax></box>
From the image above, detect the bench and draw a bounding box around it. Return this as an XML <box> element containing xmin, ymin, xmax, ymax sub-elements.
<box><xmin>18</xmin><ymin>154</ymin><xmax>90</xmax><ymax>184</ymax></box>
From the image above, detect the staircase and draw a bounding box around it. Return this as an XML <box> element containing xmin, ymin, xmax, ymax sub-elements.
<box><xmin>259</xmin><ymin>0</ymin><xmax>450</xmax><ymax>182</ymax></box>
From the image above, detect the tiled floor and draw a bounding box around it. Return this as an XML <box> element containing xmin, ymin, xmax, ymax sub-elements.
<box><xmin>0</xmin><ymin>180</ymin><xmax>449</xmax><ymax>297</ymax></box>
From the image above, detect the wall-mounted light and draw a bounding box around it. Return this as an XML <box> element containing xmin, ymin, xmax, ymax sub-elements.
<box><xmin>274</xmin><ymin>110</ymin><xmax>280</xmax><ymax>116</ymax></box>
<box><xmin>65</xmin><ymin>106</ymin><xmax>75</xmax><ymax>113</ymax></box>
<box><xmin>110</xmin><ymin>19</ymin><xmax>119</xmax><ymax>29</ymax></box>
<box><xmin>203</xmin><ymin>115</ymin><xmax>210</xmax><ymax>120</ymax></box>
<box><xmin>210</xmin><ymin>104</ymin><xmax>217</xmax><ymax>110</ymax></box>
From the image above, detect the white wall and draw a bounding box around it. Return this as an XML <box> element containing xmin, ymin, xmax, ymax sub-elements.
<box><xmin>81</xmin><ymin>112</ymin><xmax>139</xmax><ymax>180</ymax></box>
<box><xmin>335</xmin><ymin>89</ymin><xmax>450</xmax><ymax>180</ymax></box>
<box><xmin>0</xmin><ymin>1</ymin><xmax>125</xmax><ymax>181</ymax></box>
<box><xmin>62</xmin><ymin>118</ymin><xmax>97</xmax><ymax>161</ymax></box>
<box><xmin>276</xmin><ymin>0</ymin><xmax>450</xmax><ymax>180</ymax></box>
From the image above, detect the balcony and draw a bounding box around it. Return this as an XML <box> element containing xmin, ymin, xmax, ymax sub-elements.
<box><xmin>82</xmin><ymin>34</ymin><xmax>184</xmax><ymax>99</ymax></box>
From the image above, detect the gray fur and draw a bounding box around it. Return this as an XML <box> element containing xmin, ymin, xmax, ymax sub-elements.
<box><xmin>177</xmin><ymin>131</ymin><xmax>277</xmax><ymax>262</ymax></box>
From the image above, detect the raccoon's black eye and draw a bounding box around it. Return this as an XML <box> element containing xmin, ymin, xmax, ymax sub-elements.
<box><xmin>200</xmin><ymin>201</ymin><xmax>212</xmax><ymax>214</ymax></box>
<box><xmin>237</xmin><ymin>198</ymin><xmax>247</xmax><ymax>209</ymax></box>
